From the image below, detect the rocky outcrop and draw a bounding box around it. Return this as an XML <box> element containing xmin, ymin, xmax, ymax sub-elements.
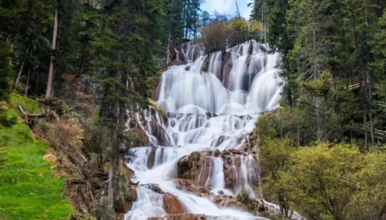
<box><xmin>126</xmin><ymin>127</ymin><xmax>149</xmax><ymax>146</ymax></box>
<box><xmin>177</xmin><ymin>150</ymin><xmax>259</xmax><ymax>192</ymax></box>
<box><xmin>177</xmin><ymin>152</ymin><xmax>207</xmax><ymax>180</ymax></box>
<box><xmin>221</xmin><ymin>52</ymin><xmax>232</xmax><ymax>85</ymax></box>
<box><xmin>210</xmin><ymin>194</ymin><xmax>248</xmax><ymax>211</ymax></box>
<box><xmin>177</xmin><ymin>180</ymin><xmax>210</xmax><ymax>197</ymax></box>
<box><xmin>129</xmin><ymin>107</ymin><xmax>171</xmax><ymax>147</ymax></box>
<box><xmin>140</xmin><ymin>184</ymin><xmax>186</xmax><ymax>215</ymax></box>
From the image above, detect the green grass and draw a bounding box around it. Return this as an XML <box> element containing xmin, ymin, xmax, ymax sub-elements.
<box><xmin>8</xmin><ymin>93</ymin><xmax>42</xmax><ymax>116</ymax></box>
<box><xmin>0</xmin><ymin>110</ymin><xmax>72</xmax><ymax>220</ymax></box>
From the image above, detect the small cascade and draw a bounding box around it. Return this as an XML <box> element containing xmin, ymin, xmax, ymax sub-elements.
<box><xmin>126</xmin><ymin>186</ymin><xmax>165</xmax><ymax>219</ymax></box>
<box><xmin>125</xmin><ymin>40</ymin><xmax>282</xmax><ymax>220</ymax></box>
<box><xmin>232</xmin><ymin>155</ymin><xmax>261</xmax><ymax>199</ymax></box>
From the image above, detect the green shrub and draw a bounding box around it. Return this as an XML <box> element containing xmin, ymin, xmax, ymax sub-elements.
<box><xmin>0</xmin><ymin>111</ymin><xmax>18</xmax><ymax>127</ymax></box>
<box><xmin>0</xmin><ymin>108</ymin><xmax>17</xmax><ymax>127</ymax></box>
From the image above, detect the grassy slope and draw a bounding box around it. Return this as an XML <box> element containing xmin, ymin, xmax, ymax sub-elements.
<box><xmin>7</xmin><ymin>93</ymin><xmax>42</xmax><ymax>116</ymax></box>
<box><xmin>0</xmin><ymin>96</ymin><xmax>72</xmax><ymax>220</ymax></box>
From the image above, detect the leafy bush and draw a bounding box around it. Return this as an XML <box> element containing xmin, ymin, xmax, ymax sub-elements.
<box><xmin>0</xmin><ymin>106</ymin><xmax>17</xmax><ymax>127</ymax></box>
<box><xmin>0</xmin><ymin>110</ymin><xmax>18</xmax><ymax>127</ymax></box>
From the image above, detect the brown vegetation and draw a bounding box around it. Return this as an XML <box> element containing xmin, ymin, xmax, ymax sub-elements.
<box><xmin>199</xmin><ymin>19</ymin><xmax>263</xmax><ymax>53</ymax></box>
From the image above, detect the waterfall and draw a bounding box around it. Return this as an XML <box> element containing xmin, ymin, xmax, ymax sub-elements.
<box><xmin>125</xmin><ymin>40</ymin><xmax>282</xmax><ymax>220</ymax></box>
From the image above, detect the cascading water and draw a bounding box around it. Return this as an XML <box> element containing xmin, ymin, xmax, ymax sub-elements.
<box><xmin>125</xmin><ymin>40</ymin><xmax>282</xmax><ymax>220</ymax></box>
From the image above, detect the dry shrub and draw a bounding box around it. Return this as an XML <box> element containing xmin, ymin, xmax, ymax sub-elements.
<box><xmin>34</xmin><ymin>116</ymin><xmax>84</xmax><ymax>152</ymax></box>
<box><xmin>199</xmin><ymin>18</ymin><xmax>263</xmax><ymax>53</ymax></box>
<box><xmin>199</xmin><ymin>22</ymin><xmax>231</xmax><ymax>53</ymax></box>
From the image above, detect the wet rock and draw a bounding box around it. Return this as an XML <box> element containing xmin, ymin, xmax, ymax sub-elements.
<box><xmin>122</xmin><ymin>164</ymin><xmax>135</xmax><ymax>179</ymax></box>
<box><xmin>229</xmin><ymin>149</ymin><xmax>243</xmax><ymax>155</ymax></box>
<box><xmin>151</xmin><ymin>78</ymin><xmax>162</xmax><ymax>101</ymax></box>
<box><xmin>177</xmin><ymin>180</ymin><xmax>210</xmax><ymax>197</ymax></box>
<box><xmin>149</xmin><ymin>120</ymin><xmax>169</xmax><ymax>146</ymax></box>
<box><xmin>223</xmin><ymin>156</ymin><xmax>240</xmax><ymax>189</ymax></box>
<box><xmin>147</xmin><ymin>147</ymin><xmax>156</xmax><ymax>169</ymax></box>
<box><xmin>163</xmin><ymin>194</ymin><xmax>186</xmax><ymax>214</ymax></box>
<box><xmin>209</xmin><ymin>194</ymin><xmax>248</xmax><ymax>211</ymax></box>
<box><xmin>201</xmin><ymin>55</ymin><xmax>210</xmax><ymax>72</ymax></box>
<box><xmin>177</xmin><ymin>152</ymin><xmax>203</xmax><ymax>180</ymax></box>
<box><xmin>222</xmin><ymin>150</ymin><xmax>231</xmax><ymax>157</ymax></box>
<box><xmin>258</xmin><ymin>204</ymin><xmax>266</xmax><ymax>212</ymax></box>
<box><xmin>126</xmin><ymin>127</ymin><xmax>149</xmax><ymax>146</ymax></box>
<box><xmin>214</xmin><ymin>150</ymin><xmax>221</xmax><ymax>157</ymax></box>
<box><xmin>149</xmin><ymin>214</ymin><xmax>207</xmax><ymax>220</ymax></box>
<box><xmin>221</xmin><ymin>53</ymin><xmax>232</xmax><ymax>86</ymax></box>
<box><xmin>210</xmin><ymin>135</ymin><xmax>228</xmax><ymax>148</ymax></box>
<box><xmin>173</xmin><ymin>59</ymin><xmax>187</xmax><ymax>66</ymax></box>
<box><xmin>124</xmin><ymin>186</ymin><xmax>137</xmax><ymax>211</ymax></box>
<box><xmin>141</xmin><ymin>183</ymin><xmax>164</xmax><ymax>194</ymax></box>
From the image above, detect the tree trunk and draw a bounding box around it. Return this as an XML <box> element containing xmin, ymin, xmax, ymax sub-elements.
<box><xmin>369</xmin><ymin>110</ymin><xmax>374</xmax><ymax>145</ymax></box>
<box><xmin>14</xmin><ymin>62</ymin><xmax>24</xmax><ymax>92</ymax></box>
<box><xmin>45</xmin><ymin>8</ymin><xmax>59</xmax><ymax>100</ymax></box>
<box><xmin>367</xmin><ymin>72</ymin><xmax>374</xmax><ymax>145</ymax></box>
<box><xmin>364</xmin><ymin>109</ymin><xmax>368</xmax><ymax>149</ymax></box>
<box><xmin>25</xmin><ymin>71</ymin><xmax>30</xmax><ymax>97</ymax></box>
<box><xmin>166</xmin><ymin>32</ymin><xmax>171</xmax><ymax>66</ymax></box>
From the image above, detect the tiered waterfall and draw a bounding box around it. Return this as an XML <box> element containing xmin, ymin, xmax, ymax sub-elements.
<box><xmin>125</xmin><ymin>40</ymin><xmax>282</xmax><ymax>220</ymax></box>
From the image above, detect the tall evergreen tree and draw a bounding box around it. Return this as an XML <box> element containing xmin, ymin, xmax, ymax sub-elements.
<box><xmin>88</xmin><ymin>0</ymin><xmax>168</xmax><ymax>213</ymax></box>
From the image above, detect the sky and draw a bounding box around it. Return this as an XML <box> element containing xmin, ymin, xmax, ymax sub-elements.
<box><xmin>201</xmin><ymin>0</ymin><xmax>253</xmax><ymax>19</ymax></box>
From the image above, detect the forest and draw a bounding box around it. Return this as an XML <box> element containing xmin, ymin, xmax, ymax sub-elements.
<box><xmin>251</xmin><ymin>0</ymin><xmax>386</xmax><ymax>219</ymax></box>
<box><xmin>0</xmin><ymin>0</ymin><xmax>386</xmax><ymax>220</ymax></box>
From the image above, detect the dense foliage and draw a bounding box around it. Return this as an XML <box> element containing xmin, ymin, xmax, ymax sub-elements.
<box><xmin>251</xmin><ymin>0</ymin><xmax>386</xmax><ymax>218</ymax></box>
<box><xmin>0</xmin><ymin>0</ymin><xmax>191</xmax><ymax>218</ymax></box>
<box><xmin>250</xmin><ymin>0</ymin><xmax>386</xmax><ymax>145</ymax></box>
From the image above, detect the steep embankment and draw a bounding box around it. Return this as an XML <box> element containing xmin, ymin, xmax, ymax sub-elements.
<box><xmin>0</xmin><ymin>95</ymin><xmax>72</xmax><ymax>220</ymax></box>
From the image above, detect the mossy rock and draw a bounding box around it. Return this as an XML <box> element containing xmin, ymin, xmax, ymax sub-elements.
<box><xmin>148</xmin><ymin>99</ymin><xmax>167</xmax><ymax>123</ymax></box>
<box><xmin>126</xmin><ymin>127</ymin><xmax>149</xmax><ymax>146</ymax></box>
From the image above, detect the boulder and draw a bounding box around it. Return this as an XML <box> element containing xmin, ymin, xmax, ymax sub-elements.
<box><xmin>173</xmin><ymin>59</ymin><xmax>187</xmax><ymax>66</ymax></box>
<box><xmin>124</xmin><ymin>186</ymin><xmax>137</xmax><ymax>211</ymax></box>
<box><xmin>229</xmin><ymin>149</ymin><xmax>243</xmax><ymax>155</ymax></box>
<box><xmin>163</xmin><ymin>194</ymin><xmax>186</xmax><ymax>214</ymax></box>
<box><xmin>177</xmin><ymin>180</ymin><xmax>210</xmax><ymax>197</ymax></box>
<box><xmin>177</xmin><ymin>152</ymin><xmax>203</xmax><ymax>180</ymax></box>
<box><xmin>140</xmin><ymin>183</ymin><xmax>164</xmax><ymax>194</ymax></box>
<box><xmin>210</xmin><ymin>194</ymin><xmax>248</xmax><ymax>211</ymax></box>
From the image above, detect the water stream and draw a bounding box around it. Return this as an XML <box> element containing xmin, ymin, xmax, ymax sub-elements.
<box><xmin>125</xmin><ymin>40</ymin><xmax>282</xmax><ymax>220</ymax></box>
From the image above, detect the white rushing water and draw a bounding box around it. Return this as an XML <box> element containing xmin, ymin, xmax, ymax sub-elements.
<box><xmin>125</xmin><ymin>40</ymin><xmax>282</xmax><ymax>220</ymax></box>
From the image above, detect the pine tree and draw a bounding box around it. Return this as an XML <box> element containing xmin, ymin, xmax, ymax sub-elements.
<box><xmin>0</xmin><ymin>41</ymin><xmax>13</xmax><ymax>101</ymax></box>
<box><xmin>88</xmin><ymin>0</ymin><xmax>168</xmax><ymax>213</ymax></box>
